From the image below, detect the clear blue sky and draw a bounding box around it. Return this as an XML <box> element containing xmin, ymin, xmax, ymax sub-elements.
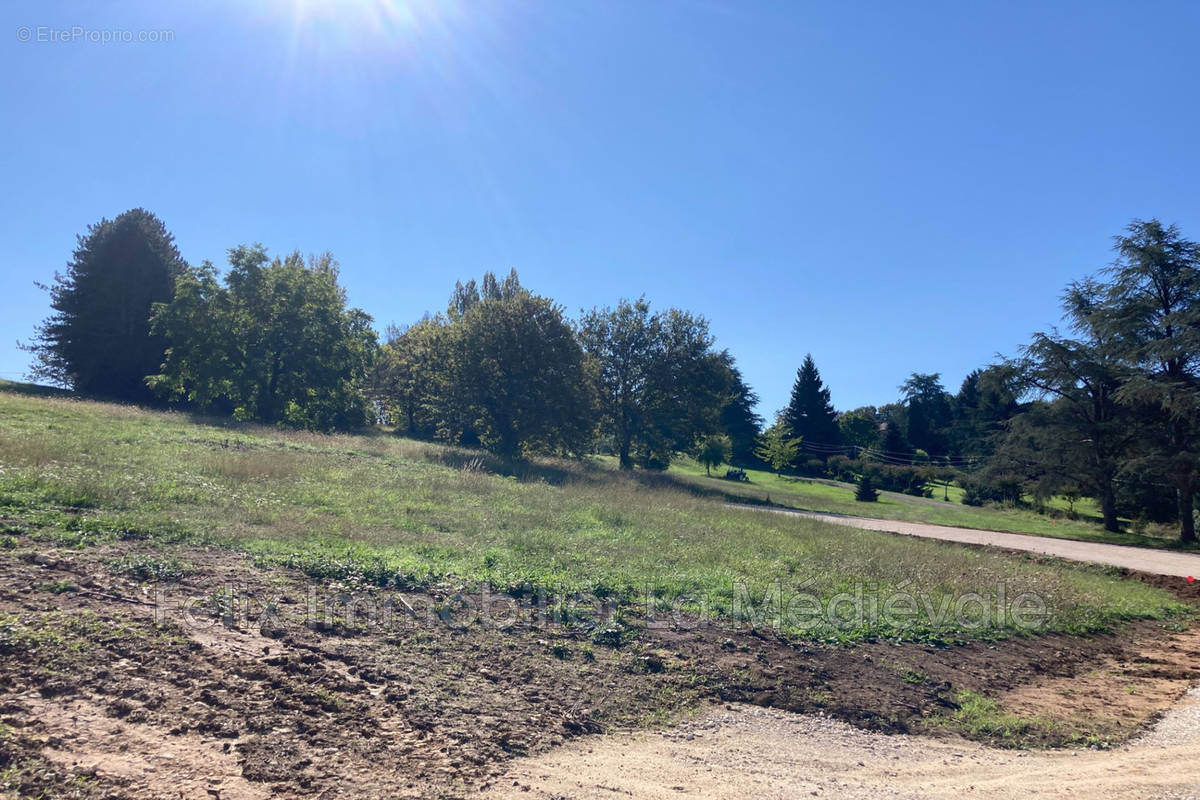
<box><xmin>3</xmin><ymin>0</ymin><xmax>1198</xmax><ymax>418</ymax></box>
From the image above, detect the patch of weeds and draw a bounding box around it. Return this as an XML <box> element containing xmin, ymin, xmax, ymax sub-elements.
<box><xmin>0</xmin><ymin>613</ymin><xmax>101</xmax><ymax>659</ymax></box>
<box><xmin>0</xmin><ymin>535</ymin><xmax>17</xmax><ymax>549</ymax></box>
<box><xmin>591</xmin><ymin>621</ymin><xmax>636</xmax><ymax>648</ymax></box>
<box><xmin>107</xmin><ymin>554</ymin><xmax>192</xmax><ymax>582</ymax></box>
<box><xmin>940</xmin><ymin>690</ymin><xmax>1060</xmax><ymax>747</ymax></box>
<box><xmin>276</xmin><ymin>550</ymin><xmax>427</xmax><ymax>591</ymax></box>
<box><xmin>38</xmin><ymin>579</ymin><xmax>79</xmax><ymax>595</ymax></box>
<box><xmin>0</xmin><ymin>615</ymin><xmax>39</xmax><ymax>654</ymax></box>
<box><xmin>309</xmin><ymin>688</ymin><xmax>343</xmax><ymax>712</ymax></box>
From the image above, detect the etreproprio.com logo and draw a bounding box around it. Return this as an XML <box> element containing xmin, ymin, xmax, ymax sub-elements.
<box><xmin>16</xmin><ymin>25</ymin><xmax>175</xmax><ymax>44</ymax></box>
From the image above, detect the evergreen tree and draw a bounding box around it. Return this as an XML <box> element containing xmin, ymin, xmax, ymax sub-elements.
<box><xmin>716</xmin><ymin>355</ymin><xmax>764</xmax><ymax>465</ymax></box>
<box><xmin>949</xmin><ymin>367</ymin><xmax>1021</xmax><ymax>458</ymax></box>
<box><xmin>899</xmin><ymin>373</ymin><xmax>953</xmax><ymax>455</ymax></box>
<box><xmin>25</xmin><ymin>208</ymin><xmax>187</xmax><ymax>402</ymax></box>
<box><xmin>1080</xmin><ymin>219</ymin><xmax>1200</xmax><ymax>542</ymax></box>
<box><xmin>855</xmin><ymin>474</ymin><xmax>879</xmax><ymax>502</ymax></box>
<box><xmin>877</xmin><ymin>408</ymin><xmax>910</xmax><ymax>457</ymax></box>
<box><xmin>782</xmin><ymin>354</ymin><xmax>839</xmax><ymax>459</ymax></box>
<box><xmin>998</xmin><ymin>330</ymin><xmax>1132</xmax><ymax>531</ymax></box>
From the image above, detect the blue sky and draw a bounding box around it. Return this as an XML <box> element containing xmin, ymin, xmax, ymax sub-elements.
<box><xmin>2</xmin><ymin>0</ymin><xmax>1198</xmax><ymax>417</ymax></box>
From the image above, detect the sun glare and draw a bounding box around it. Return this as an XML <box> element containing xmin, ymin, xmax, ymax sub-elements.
<box><xmin>272</xmin><ymin>0</ymin><xmax>466</xmax><ymax>48</ymax></box>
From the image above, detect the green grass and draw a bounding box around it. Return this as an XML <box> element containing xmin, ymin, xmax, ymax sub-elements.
<box><xmin>0</xmin><ymin>384</ymin><xmax>1189</xmax><ymax>643</ymax></box>
<box><xmin>936</xmin><ymin>690</ymin><xmax>1067</xmax><ymax>747</ymax></box>
<box><xmin>667</xmin><ymin>458</ymin><xmax>1179</xmax><ymax>548</ymax></box>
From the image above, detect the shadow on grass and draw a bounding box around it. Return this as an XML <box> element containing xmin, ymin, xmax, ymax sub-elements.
<box><xmin>419</xmin><ymin>446</ymin><xmax>612</xmax><ymax>486</ymax></box>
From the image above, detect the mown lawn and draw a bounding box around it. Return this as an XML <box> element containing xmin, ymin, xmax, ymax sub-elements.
<box><xmin>666</xmin><ymin>458</ymin><xmax>1179</xmax><ymax>548</ymax></box>
<box><xmin>0</xmin><ymin>384</ymin><xmax>1188</xmax><ymax>643</ymax></box>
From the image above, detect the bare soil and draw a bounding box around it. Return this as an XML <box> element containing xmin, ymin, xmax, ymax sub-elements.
<box><xmin>478</xmin><ymin>693</ymin><xmax>1200</xmax><ymax>800</ymax></box>
<box><xmin>1</xmin><ymin>539</ymin><xmax>1197</xmax><ymax>798</ymax></box>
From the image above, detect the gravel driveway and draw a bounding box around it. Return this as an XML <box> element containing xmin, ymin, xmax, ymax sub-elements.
<box><xmin>479</xmin><ymin>691</ymin><xmax>1200</xmax><ymax>800</ymax></box>
<box><xmin>744</xmin><ymin>505</ymin><xmax>1200</xmax><ymax>578</ymax></box>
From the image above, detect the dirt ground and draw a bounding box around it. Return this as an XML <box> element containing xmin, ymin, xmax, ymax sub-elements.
<box><xmin>477</xmin><ymin>693</ymin><xmax>1200</xmax><ymax>800</ymax></box>
<box><xmin>1</xmin><ymin>539</ymin><xmax>1198</xmax><ymax>799</ymax></box>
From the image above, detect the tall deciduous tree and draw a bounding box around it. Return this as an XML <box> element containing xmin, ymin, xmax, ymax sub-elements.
<box><xmin>696</xmin><ymin>434</ymin><xmax>733</xmax><ymax>476</ymax></box>
<box><xmin>25</xmin><ymin>209</ymin><xmax>187</xmax><ymax>402</ymax></box>
<box><xmin>444</xmin><ymin>289</ymin><xmax>592</xmax><ymax>459</ymax></box>
<box><xmin>580</xmin><ymin>298</ymin><xmax>728</xmax><ymax>469</ymax></box>
<box><xmin>837</xmin><ymin>406</ymin><xmax>880</xmax><ymax>454</ymax></box>
<box><xmin>372</xmin><ymin>317</ymin><xmax>450</xmax><ymax>439</ymax></box>
<box><xmin>782</xmin><ymin>354</ymin><xmax>838</xmax><ymax>458</ymax></box>
<box><xmin>148</xmin><ymin>246</ymin><xmax>376</xmax><ymax>431</ymax></box>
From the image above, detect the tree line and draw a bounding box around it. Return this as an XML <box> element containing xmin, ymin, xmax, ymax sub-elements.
<box><xmin>753</xmin><ymin>220</ymin><xmax>1199</xmax><ymax>543</ymax></box>
<box><xmin>23</xmin><ymin>209</ymin><xmax>761</xmax><ymax>471</ymax></box>
<box><xmin>22</xmin><ymin>211</ymin><xmax>1200</xmax><ymax>541</ymax></box>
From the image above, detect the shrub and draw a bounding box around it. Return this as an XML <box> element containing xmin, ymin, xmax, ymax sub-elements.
<box><xmin>797</xmin><ymin>458</ymin><xmax>825</xmax><ymax>477</ymax></box>
<box><xmin>959</xmin><ymin>475</ymin><xmax>1023</xmax><ymax>507</ymax></box>
<box><xmin>855</xmin><ymin>475</ymin><xmax>879</xmax><ymax>502</ymax></box>
<box><xmin>825</xmin><ymin>455</ymin><xmax>856</xmax><ymax>483</ymax></box>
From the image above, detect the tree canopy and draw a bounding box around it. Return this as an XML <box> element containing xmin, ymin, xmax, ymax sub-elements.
<box><xmin>25</xmin><ymin>208</ymin><xmax>187</xmax><ymax>402</ymax></box>
<box><xmin>579</xmin><ymin>298</ymin><xmax>729</xmax><ymax>469</ymax></box>
<box><xmin>148</xmin><ymin>246</ymin><xmax>376</xmax><ymax>431</ymax></box>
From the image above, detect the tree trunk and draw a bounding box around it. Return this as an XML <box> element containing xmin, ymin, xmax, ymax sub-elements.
<box><xmin>1179</xmin><ymin>487</ymin><xmax>1196</xmax><ymax>544</ymax></box>
<box><xmin>1100</xmin><ymin>483</ymin><xmax>1119</xmax><ymax>533</ymax></box>
<box><xmin>617</xmin><ymin>429</ymin><xmax>633</xmax><ymax>470</ymax></box>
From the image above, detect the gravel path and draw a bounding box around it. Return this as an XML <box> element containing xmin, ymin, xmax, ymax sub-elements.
<box><xmin>741</xmin><ymin>505</ymin><xmax>1200</xmax><ymax>578</ymax></box>
<box><xmin>479</xmin><ymin>691</ymin><xmax>1200</xmax><ymax>799</ymax></box>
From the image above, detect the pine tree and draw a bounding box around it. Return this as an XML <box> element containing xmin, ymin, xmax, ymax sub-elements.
<box><xmin>855</xmin><ymin>474</ymin><xmax>879</xmax><ymax>502</ymax></box>
<box><xmin>25</xmin><ymin>209</ymin><xmax>187</xmax><ymax>402</ymax></box>
<box><xmin>782</xmin><ymin>354</ymin><xmax>839</xmax><ymax>459</ymax></box>
<box><xmin>717</xmin><ymin>355</ymin><xmax>764</xmax><ymax>465</ymax></box>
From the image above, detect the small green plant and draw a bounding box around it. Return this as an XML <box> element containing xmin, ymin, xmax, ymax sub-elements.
<box><xmin>107</xmin><ymin>554</ymin><xmax>191</xmax><ymax>582</ymax></box>
<box><xmin>855</xmin><ymin>475</ymin><xmax>879</xmax><ymax>502</ymax></box>
<box><xmin>944</xmin><ymin>690</ymin><xmax>1055</xmax><ymax>745</ymax></box>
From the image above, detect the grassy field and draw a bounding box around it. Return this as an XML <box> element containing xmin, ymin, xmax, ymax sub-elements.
<box><xmin>666</xmin><ymin>458</ymin><xmax>1180</xmax><ymax>548</ymax></box>
<box><xmin>0</xmin><ymin>383</ymin><xmax>1188</xmax><ymax>643</ymax></box>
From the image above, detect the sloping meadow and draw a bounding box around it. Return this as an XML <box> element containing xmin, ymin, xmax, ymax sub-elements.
<box><xmin>0</xmin><ymin>386</ymin><xmax>1187</xmax><ymax>643</ymax></box>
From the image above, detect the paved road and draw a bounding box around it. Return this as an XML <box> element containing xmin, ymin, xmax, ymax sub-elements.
<box><xmin>741</xmin><ymin>505</ymin><xmax>1200</xmax><ymax>578</ymax></box>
